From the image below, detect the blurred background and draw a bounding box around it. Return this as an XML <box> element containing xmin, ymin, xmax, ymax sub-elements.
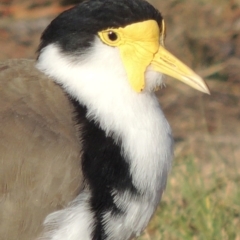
<box><xmin>0</xmin><ymin>0</ymin><xmax>239</xmax><ymax>239</ymax></box>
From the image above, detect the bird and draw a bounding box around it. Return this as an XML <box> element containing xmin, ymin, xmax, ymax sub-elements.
<box><xmin>0</xmin><ymin>0</ymin><xmax>210</xmax><ymax>239</ymax></box>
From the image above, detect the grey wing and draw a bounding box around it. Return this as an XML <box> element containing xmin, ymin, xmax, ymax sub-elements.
<box><xmin>0</xmin><ymin>59</ymin><xmax>83</xmax><ymax>240</ymax></box>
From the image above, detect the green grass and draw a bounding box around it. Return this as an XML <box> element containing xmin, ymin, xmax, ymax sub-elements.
<box><xmin>139</xmin><ymin>156</ymin><xmax>240</xmax><ymax>240</ymax></box>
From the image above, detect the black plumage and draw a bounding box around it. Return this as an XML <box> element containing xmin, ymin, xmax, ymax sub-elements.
<box><xmin>38</xmin><ymin>0</ymin><xmax>163</xmax><ymax>55</ymax></box>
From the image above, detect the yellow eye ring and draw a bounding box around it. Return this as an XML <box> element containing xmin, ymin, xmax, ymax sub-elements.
<box><xmin>98</xmin><ymin>30</ymin><xmax>122</xmax><ymax>47</ymax></box>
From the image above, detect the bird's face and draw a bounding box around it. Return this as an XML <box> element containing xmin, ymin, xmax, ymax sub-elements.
<box><xmin>37</xmin><ymin>0</ymin><xmax>209</xmax><ymax>95</ymax></box>
<box><xmin>98</xmin><ymin>20</ymin><xmax>160</xmax><ymax>92</ymax></box>
<box><xmin>98</xmin><ymin>19</ymin><xmax>209</xmax><ymax>93</ymax></box>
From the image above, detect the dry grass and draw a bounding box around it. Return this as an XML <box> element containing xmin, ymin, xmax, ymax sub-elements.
<box><xmin>151</xmin><ymin>0</ymin><xmax>240</xmax><ymax>82</ymax></box>
<box><xmin>139</xmin><ymin>155</ymin><xmax>240</xmax><ymax>240</ymax></box>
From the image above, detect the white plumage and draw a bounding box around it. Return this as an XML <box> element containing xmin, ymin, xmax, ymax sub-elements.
<box><xmin>37</xmin><ymin>38</ymin><xmax>173</xmax><ymax>240</ymax></box>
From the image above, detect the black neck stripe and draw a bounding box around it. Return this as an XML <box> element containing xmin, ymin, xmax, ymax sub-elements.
<box><xmin>69</xmin><ymin>97</ymin><xmax>138</xmax><ymax>239</ymax></box>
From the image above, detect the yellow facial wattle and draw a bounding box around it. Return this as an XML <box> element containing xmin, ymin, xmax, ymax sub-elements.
<box><xmin>98</xmin><ymin>20</ymin><xmax>209</xmax><ymax>94</ymax></box>
<box><xmin>98</xmin><ymin>20</ymin><xmax>159</xmax><ymax>92</ymax></box>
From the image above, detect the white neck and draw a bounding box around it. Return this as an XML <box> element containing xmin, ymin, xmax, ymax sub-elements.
<box><xmin>37</xmin><ymin>39</ymin><xmax>173</xmax><ymax>240</ymax></box>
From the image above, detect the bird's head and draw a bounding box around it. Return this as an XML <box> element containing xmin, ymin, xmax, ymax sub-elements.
<box><xmin>37</xmin><ymin>0</ymin><xmax>209</xmax><ymax>95</ymax></box>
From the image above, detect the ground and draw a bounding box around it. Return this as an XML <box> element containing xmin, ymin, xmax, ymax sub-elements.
<box><xmin>0</xmin><ymin>0</ymin><xmax>239</xmax><ymax>239</ymax></box>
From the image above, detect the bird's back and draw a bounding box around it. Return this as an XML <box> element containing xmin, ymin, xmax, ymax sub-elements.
<box><xmin>0</xmin><ymin>59</ymin><xmax>83</xmax><ymax>240</ymax></box>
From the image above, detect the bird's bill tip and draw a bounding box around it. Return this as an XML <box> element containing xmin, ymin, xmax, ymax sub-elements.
<box><xmin>151</xmin><ymin>46</ymin><xmax>210</xmax><ymax>94</ymax></box>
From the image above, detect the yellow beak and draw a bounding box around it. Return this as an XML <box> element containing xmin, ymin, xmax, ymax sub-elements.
<box><xmin>151</xmin><ymin>46</ymin><xmax>210</xmax><ymax>94</ymax></box>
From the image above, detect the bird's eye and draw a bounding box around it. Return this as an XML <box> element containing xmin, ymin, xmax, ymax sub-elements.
<box><xmin>107</xmin><ymin>31</ymin><xmax>118</xmax><ymax>41</ymax></box>
<box><xmin>98</xmin><ymin>29</ymin><xmax>121</xmax><ymax>46</ymax></box>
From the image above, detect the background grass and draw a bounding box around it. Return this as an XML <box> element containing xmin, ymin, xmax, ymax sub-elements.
<box><xmin>139</xmin><ymin>156</ymin><xmax>240</xmax><ymax>240</ymax></box>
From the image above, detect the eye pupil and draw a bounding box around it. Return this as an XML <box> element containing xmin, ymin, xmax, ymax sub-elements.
<box><xmin>108</xmin><ymin>31</ymin><xmax>118</xmax><ymax>41</ymax></box>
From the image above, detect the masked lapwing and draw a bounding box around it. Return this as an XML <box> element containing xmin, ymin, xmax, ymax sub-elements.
<box><xmin>0</xmin><ymin>0</ymin><xmax>209</xmax><ymax>239</ymax></box>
